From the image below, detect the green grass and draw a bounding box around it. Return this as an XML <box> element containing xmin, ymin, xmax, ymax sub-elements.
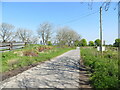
<box><xmin>0</xmin><ymin>48</ymin><xmax>9</xmax><ymax>51</ymax></box>
<box><xmin>80</xmin><ymin>47</ymin><xmax>119</xmax><ymax>89</ymax></box>
<box><xmin>0</xmin><ymin>44</ymin><xmax>74</xmax><ymax>73</ymax></box>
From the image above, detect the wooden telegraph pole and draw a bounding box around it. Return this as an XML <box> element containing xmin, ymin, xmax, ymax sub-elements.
<box><xmin>100</xmin><ymin>6</ymin><xmax>103</xmax><ymax>54</ymax></box>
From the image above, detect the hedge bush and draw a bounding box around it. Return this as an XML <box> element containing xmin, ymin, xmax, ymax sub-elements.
<box><xmin>81</xmin><ymin>47</ymin><xmax>119</xmax><ymax>89</ymax></box>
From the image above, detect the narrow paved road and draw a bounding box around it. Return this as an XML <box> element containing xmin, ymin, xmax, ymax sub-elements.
<box><xmin>0</xmin><ymin>48</ymin><xmax>80</xmax><ymax>89</ymax></box>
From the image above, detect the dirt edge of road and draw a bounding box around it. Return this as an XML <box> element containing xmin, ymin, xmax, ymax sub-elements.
<box><xmin>79</xmin><ymin>59</ymin><xmax>93</xmax><ymax>89</ymax></box>
<box><xmin>0</xmin><ymin>59</ymin><xmax>51</xmax><ymax>81</ymax></box>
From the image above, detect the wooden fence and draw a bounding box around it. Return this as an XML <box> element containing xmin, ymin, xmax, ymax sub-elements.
<box><xmin>0</xmin><ymin>42</ymin><xmax>27</xmax><ymax>52</ymax></box>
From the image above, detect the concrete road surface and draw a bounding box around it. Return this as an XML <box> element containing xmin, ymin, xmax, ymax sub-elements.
<box><xmin>0</xmin><ymin>48</ymin><xmax>80</xmax><ymax>89</ymax></box>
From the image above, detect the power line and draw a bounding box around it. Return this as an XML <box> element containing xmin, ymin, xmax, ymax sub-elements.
<box><xmin>63</xmin><ymin>10</ymin><xmax>97</xmax><ymax>21</ymax></box>
<box><xmin>60</xmin><ymin>10</ymin><xmax>99</xmax><ymax>25</ymax></box>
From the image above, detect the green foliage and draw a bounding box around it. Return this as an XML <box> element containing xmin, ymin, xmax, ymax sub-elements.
<box><xmin>47</xmin><ymin>41</ymin><xmax>52</xmax><ymax>46</ymax></box>
<box><xmin>80</xmin><ymin>39</ymin><xmax>87</xmax><ymax>46</ymax></box>
<box><xmin>94</xmin><ymin>39</ymin><xmax>101</xmax><ymax>46</ymax></box>
<box><xmin>58</xmin><ymin>41</ymin><xmax>66</xmax><ymax>46</ymax></box>
<box><xmin>1</xmin><ymin>45</ymin><xmax>73</xmax><ymax>73</ymax></box>
<box><xmin>81</xmin><ymin>47</ymin><xmax>118</xmax><ymax>89</ymax></box>
<box><xmin>89</xmin><ymin>41</ymin><xmax>94</xmax><ymax>46</ymax></box>
<box><xmin>113</xmin><ymin>38</ymin><xmax>120</xmax><ymax>47</ymax></box>
<box><xmin>74</xmin><ymin>40</ymin><xmax>80</xmax><ymax>46</ymax></box>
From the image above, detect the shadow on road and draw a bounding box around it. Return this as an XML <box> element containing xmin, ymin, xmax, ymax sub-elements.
<box><xmin>17</xmin><ymin>56</ymin><xmax>80</xmax><ymax>88</ymax></box>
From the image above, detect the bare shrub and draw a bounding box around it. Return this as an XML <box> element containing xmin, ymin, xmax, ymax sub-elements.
<box><xmin>23</xmin><ymin>51</ymin><xmax>38</xmax><ymax>57</ymax></box>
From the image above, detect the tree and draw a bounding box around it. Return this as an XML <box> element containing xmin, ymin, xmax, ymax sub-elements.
<box><xmin>113</xmin><ymin>39</ymin><xmax>120</xmax><ymax>47</ymax></box>
<box><xmin>74</xmin><ymin>40</ymin><xmax>80</xmax><ymax>46</ymax></box>
<box><xmin>30</xmin><ymin>36</ymin><xmax>39</xmax><ymax>44</ymax></box>
<box><xmin>47</xmin><ymin>41</ymin><xmax>52</xmax><ymax>46</ymax></box>
<box><xmin>16</xmin><ymin>28</ymin><xmax>32</xmax><ymax>42</ymax></box>
<box><xmin>85</xmin><ymin>1</ymin><xmax>117</xmax><ymax>11</ymax></box>
<box><xmin>89</xmin><ymin>41</ymin><xmax>94</xmax><ymax>46</ymax></box>
<box><xmin>56</xmin><ymin>26</ymin><xmax>80</xmax><ymax>46</ymax></box>
<box><xmin>0</xmin><ymin>23</ymin><xmax>15</xmax><ymax>42</ymax></box>
<box><xmin>94</xmin><ymin>39</ymin><xmax>101</xmax><ymax>46</ymax></box>
<box><xmin>79</xmin><ymin>39</ymin><xmax>87</xmax><ymax>46</ymax></box>
<box><xmin>37</xmin><ymin>22</ymin><xmax>52</xmax><ymax>45</ymax></box>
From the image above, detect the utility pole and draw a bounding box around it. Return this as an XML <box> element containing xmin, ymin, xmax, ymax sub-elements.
<box><xmin>103</xmin><ymin>40</ymin><xmax>105</xmax><ymax>46</ymax></box>
<box><xmin>100</xmin><ymin>6</ymin><xmax>103</xmax><ymax>54</ymax></box>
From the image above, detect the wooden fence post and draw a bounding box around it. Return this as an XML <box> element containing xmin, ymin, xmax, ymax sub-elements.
<box><xmin>0</xmin><ymin>42</ymin><xmax>27</xmax><ymax>52</ymax></box>
<box><xmin>25</xmin><ymin>42</ymin><xmax>27</xmax><ymax>46</ymax></box>
<box><xmin>9</xmin><ymin>42</ymin><xmax>13</xmax><ymax>50</ymax></box>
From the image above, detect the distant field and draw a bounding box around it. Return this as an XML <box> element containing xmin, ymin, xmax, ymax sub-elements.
<box><xmin>0</xmin><ymin>44</ymin><xmax>74</xmax><ymax>73</ymax></box>
<box><xmin>81</xmin><ymin>46</ymin><xmax>118</xmax><ymax>88</ymax></box>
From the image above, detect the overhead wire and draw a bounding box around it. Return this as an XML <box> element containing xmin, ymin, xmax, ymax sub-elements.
<box><xmin>59</xmin><ymin>9</ymin><xmax>99</xmax><ymax>26</ymax></box>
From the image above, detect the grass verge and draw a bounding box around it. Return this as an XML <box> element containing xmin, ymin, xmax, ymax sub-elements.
<box><xmin>80</xmin><ymin>47</ymin><xmax>119</xmax><ymax>89</ymax></box>
<box><xmin>0</xmin><ymin>44</ymin><xmax>74</xmax><ymax>73</ymax></box>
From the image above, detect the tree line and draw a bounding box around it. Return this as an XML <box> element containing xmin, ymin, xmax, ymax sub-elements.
<box><xmin>0</xmin><ymin>22</ymin><xmax>119</xmax><ymax>47</ymax></box>
<box><xmin>0</xmin><ymin>22</ymin><xmax>80</xmax><ymax>46</ymax></box>
<box><xmin>75</xmin><ymin>38</ymin><xmax>120</xmax><ymax>47</ymax></box>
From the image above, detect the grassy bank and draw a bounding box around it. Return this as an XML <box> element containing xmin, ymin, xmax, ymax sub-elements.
<box><xmin>0</xmin><ymin>44</ymin><xmax>74</xmax><ymax>73</ymax></box>
<box><xmin>80</xmin><ymin>47</ymin><xmax>118</xmax><ymax>89</ymax></box>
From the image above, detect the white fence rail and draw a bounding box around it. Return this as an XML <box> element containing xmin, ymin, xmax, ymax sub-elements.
<box><xmin>0</xmin><ymin>42</ymin><xmax>27</xmax><ymax>52</ymax></box>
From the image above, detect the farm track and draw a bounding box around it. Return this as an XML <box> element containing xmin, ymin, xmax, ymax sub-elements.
<box><xmin>0</xmin><ymin>47</ymin><xmax>92</xmax><ymax>89</ymax></box>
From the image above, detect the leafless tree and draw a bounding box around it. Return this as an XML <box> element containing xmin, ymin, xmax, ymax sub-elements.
<box><xmin>56</xmin><ymin>26</ymin><xmax>81</xmax><ymax>46</ymax></box>
<box><xmin>86</xmin><ymin>0</ymin><xmax>118</xmax><ymax>11</ymax></box>
<box><xmin>16</xmin><ymin>28</ymin><xmax>32</xmax><ymax>42</ymax></box>
<box><xmin>37</xmin><ymin>22</ymin><xmax>52</xmax><ymax>45</ymax></box>
<box><xmin>30</xmin><ymin>36</ymin><xmax>39</xmax><ymax>44</ymax></box>
<box><xmin>0</xmin><ymin>23</ymin><xmax>15</xmax><ymax>42</ymax></box>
